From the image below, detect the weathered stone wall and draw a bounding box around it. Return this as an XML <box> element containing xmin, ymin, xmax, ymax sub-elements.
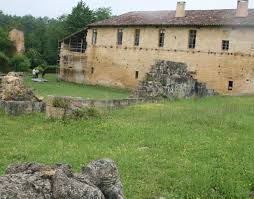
<box><xmin>59</xmin><ymin>49</ymin><xmax>87</xmax><ymax>84</ymax></box>
<box><xmin>0</xmin><ymin>159</ymin><xmax>124</xmax><ymax>199</ymax></box>
<box><xmin>135</xmin><ymin>60</ymin><xmax>215</xmax><ymax>99</ymax></box>
<box><xmin>0</xmin><ymin>73</ymin><xmax>45</xmax><ymax>115</ymax></box>
<box><xmin>0</xmin><ymin>100</ymin><xmax>45</xmax><ymax>115</ymax></box>
<box><xmin>60</xmin><ymin>26</ymin><xmax>254</xmax><ymax>95</ymax></box>
<box><xmin>46</xmin><ymin>96</ymin><xmax>158</xmax><ymax>119</ymax></box>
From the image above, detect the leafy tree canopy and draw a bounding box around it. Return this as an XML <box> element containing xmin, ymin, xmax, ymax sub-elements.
<box><xmin>0</xmin><ymin>1</ymin><xmax>112</xmax><ymax>67</ymax></box>
<box><xmin>0</xmin><ymin>52</ymin><xmax>10</xmax><ymax>73</ymax></box>
<box><xmin>10</xmin><ymin>55</ymin><xmax>31</xmax><ymax>72</ymax></box>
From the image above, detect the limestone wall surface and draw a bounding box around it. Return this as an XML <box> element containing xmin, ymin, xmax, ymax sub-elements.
<box><xmin>60</xmin><ymin>26</ymin><xmax>254</xmax><ymax>95</ymax></box>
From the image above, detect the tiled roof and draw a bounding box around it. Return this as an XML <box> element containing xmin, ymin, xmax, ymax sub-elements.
<box><xmin>89</xmin><ymin>9</ymin><xmax>254</xmax><ymax>27</ymax></box>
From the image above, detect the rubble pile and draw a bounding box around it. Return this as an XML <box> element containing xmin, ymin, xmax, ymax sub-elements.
<box><xmin>0</xmin><ymin>159</ymin><xmax>124</xmax><ymax>199</ymax></box>
<box><xmin>0</xmin><ymin>72</ymin><xmax>41</xmax><ymax>102</ymax></box>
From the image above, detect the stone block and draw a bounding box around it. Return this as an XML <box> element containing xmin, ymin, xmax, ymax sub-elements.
<box><xmin>0</xmin><ymin>100</ymin><xmax>45</xmax><ymax>116</ymax></box>
<box><xmin>46</xmin><ymin>96</ymin><xmax>152</xmax><ymax>119</ymax></box>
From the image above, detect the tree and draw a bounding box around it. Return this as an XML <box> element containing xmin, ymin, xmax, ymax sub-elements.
<box><xmin>0</xmin><ymin>3</ymin><xmax>113</xmax><ymax>66</ymax></box>
<box><xmin>0</xmin><ymin>28</ymin><xmax>15</xmax><ymax>57</ymax></box>
<box><xmin>94</xmin><ymin>7</ymin><xmax>112</xmax><ymax>21</ymax></box>
<box><xmin>44</xmin><ymin>16</ymin><xmax>68</xmax><ymax>65</ymax></box>
<box><xmin>10</xmin><ymin>55</ymin><xmax>31</xmax><ymax>72</ymax></box>
<box><xmin>0</xmin><ymin>52</ymin><xmax>10</xmax><ymax>73</ymax></box>
<box><xmin>25</xmin><ymin>48</ymin><xmax>46</xmax><ymax>68</ymax></box>
<box><xmin>65</xmin><ymin>1</ymin><xmax>94</xmax><ymax>33</ymax></box>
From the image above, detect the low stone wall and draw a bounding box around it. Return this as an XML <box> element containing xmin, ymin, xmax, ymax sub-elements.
<box><xmin>0</xmin><ymin>100</ymin><xmax>46</xmax><ymax>116</ymax></box>
<box><xmin>46</xmin><ymin>96</ymin><xmax>157</xmax><ymax>119</ymax></box>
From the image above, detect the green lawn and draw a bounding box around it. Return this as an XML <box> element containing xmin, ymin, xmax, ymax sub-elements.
<box><xmin>24</xmin><ymin>74</ymin><xmax>130</xmax><ymax>99</ymax></box>
<box><xmin>0</xmin><ymin>96</ymin><xmax>254</xmax><ymax>198</ymax></box>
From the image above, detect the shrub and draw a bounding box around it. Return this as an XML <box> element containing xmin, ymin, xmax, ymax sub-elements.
<box><xmin>0</xmin><ymin>29</ymin><xmax>15</xmax><ymax>57</ymax></box>
<box><xmin>35</xmin><ymin>65</ymin><xmax>46</xmax><ymax>73</ymax></box>
<box><xmin>45</xmin><ymin>65</ymin><xmax>58</xmax><ymax>74</ymax></box>
<box><xmin>146</xmin><ymin>74</ymin><xmax>154</xmax><ymax>81</ymax></box>
<box><xmin>0</xmin><ymin>52</ymin><xmax>10</xmax><ymax>73</ymax></box>
<box><xmin>10</xmin><ymin>55</ymin><xmax>31</xmax><ymax>72</ymax></box>
<box><xmin>72</xmin><ymin>107</ymin><xmax>101</xmax><ymax>119</ymax></box>
<box><xmin>25</xmin><ymin>48</ymin><xmax>47</xmax><ymax>68</ymax></box>
<box><xmin>52</xmin><ymin>98</ymin><xmax>70</xmax><ymax>109</ymax></box>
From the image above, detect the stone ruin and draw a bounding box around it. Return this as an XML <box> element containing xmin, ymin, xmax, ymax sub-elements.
<box><xmin>0</xmin><ymin>72</ymin><xmax>45</xmax><ymax>115</ymax></box>
<box><xmin>9</xmin><ymin>29</ymin><xmax>25</xmax><ymax>55</ymax></box>
<box><xmin>0</xmin><ymin>72</ymin><xmax>39</xmax><ymax>101</ymax></box>
<box><xmin>0</xmin><ymin>159</ymin><xmax>124</xmax><ymax>199</ymax></box>
<box><xmin>135</xmin><ymin>60</ymin><xmax>216</xmax><ymax>99</ymax></box>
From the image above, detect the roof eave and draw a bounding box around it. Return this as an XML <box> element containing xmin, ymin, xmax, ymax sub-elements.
<box><xmin>88</xmin><ymin>24</ymin><xmax>254</xmax><ymax>28</ymax></box>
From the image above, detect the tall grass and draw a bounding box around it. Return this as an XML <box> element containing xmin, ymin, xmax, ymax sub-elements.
<box><xmin>0</xmin><ymin>96</ymin><xmax>254</xmax><ymax>198</ymax></box>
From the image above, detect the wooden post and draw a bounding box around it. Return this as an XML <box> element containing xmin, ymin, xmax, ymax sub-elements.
<box><xmin>81</xmin><ymin>39</ymin><xmax>83</xmax><ymax>53</ymax></box>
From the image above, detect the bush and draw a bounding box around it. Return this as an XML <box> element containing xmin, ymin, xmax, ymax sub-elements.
<box><xmin>25</xmin><ymin>48</ymin><xmax>47</xmax><ymax>68</ymax></box>
<box><xmin>0</xmin><ymin>29</ymin><xmax>15</xmax><ymax>57</ymax></box>
<box><xmin>45</xmin><ymin>65</ymin><xmax>58</xmax><ymax>74</ymax></box>
<box><xmin>35</xmin><ymin>65</ymin><xmax>46</xmax><ymax>73</ymax></box>
<box><xmin>52</xmin><ymin>98</ymin><xmax>70</xmax><ymax>109</ymax></box>
<box><xmin>72</xmin><ymin>107</ymin><xmax>101</xmax><ymax>119</ymax></box>
<box><xmin>10</xmin><ymin>55</ymin><xmax>31</xmax><ymax>72</ymax></box>
<box><xmin>0</xmin><ymin>52</ymin><xmax>10</xmax><ymax>73</ymax></box>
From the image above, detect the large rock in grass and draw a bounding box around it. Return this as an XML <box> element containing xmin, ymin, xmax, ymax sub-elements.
<box><xmin>0</xmin><ymin>159</ymin><xmax>124</xmax><ymax>199</ymax></box>
<box><xmin>0</xmin><ymin>72</ymin><xmax>41</xmax><ymax>101</ymax></box>
<box><xmin>81</xmin><ymin>159</ymin><xmax>124</xmax><ymax>199</ymax></box>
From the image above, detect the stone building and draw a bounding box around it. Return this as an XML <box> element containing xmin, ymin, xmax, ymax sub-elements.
<box><xmin>9</xmin><ymin>29</ymin><xmax>25</xmax><ymax>54</ymax></box>
<box><xmin>59</xmin><ymin>0</ymin><xmax>254</xmax><ymax>95</ymax></box>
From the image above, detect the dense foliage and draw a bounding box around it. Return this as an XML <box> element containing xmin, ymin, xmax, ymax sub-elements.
<box><xmin>10</xmin><ymin>55</ymin><xmax>31</xmax><ymax>72</ymax></box>
<box><xmin>0</xmin><ymin>1</ymin><xmax>112</xmax><ymax>72</ymax></box>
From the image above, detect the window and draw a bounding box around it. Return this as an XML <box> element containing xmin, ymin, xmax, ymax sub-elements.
<box><xmin>134</xmin><ymin>29</ymin><xmax>140</xmax><ymax>46</ymax></box>
<box><xmin>228</xmin><ymin>81</ymin><xmax>233</xmax><ymax>91</ymax></box>
<box><xmin>188</xmin><ymin>30</ymin><xmax>197</xmax><ymax>49</ymax></box>
<box><xmin>117</xmin><ymin>29</ymin><xmax>123</xmax><ymax>45</ymax></box>
<box><xmin>159</xmin><ymin>29</ymin><xmax>165</xmax><ymax>47</ymax></box>
<box><xmin>91</xmin><ymin>67</ymin><xmax>94</xmax><ymax>74</ymax></box>
<box><xmin>135</xmin><ymin>71</ymin><xmax>139</xmax><ymax>79</ymax></box>
<box><xmin>222</xmin><ymin>40</ymin><xmax>229</xmax><ymax>51</ymax></box>
<box><xmin>92</xmin><ymin>29</ymin><xmax>97</xmax><ymax>45</ymax></box>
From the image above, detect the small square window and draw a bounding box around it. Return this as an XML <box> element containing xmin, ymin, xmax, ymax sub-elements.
<box><xmin>222</xmin><ymin>40</ymin><xmax>229</xmax><ymax>51</ymax></box>
<box><xmin>228</xmin><ymin>81</ymin><xmax>233</xmax><ymax>91</ymax></box>
<box><xmin>135</xmin><ymin>71</ymin><xmax>139</xmax><ymax>79</ymax></box>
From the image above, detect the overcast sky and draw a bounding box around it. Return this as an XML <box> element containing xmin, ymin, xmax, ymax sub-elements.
<box><xmin>0</xmin><ymin>0</ymin><xmax>254</xmax><ymax>18</ymax></box>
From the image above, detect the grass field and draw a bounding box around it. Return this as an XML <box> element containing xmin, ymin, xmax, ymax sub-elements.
<box><xmin>24</xmin><ymin>74</ymin><xmax>130</xmax><ymax>99</ymax></box>
<box><xmin>0</xmin><ymin>96</ymin><xmax>254</xmax><ymax>198</ymax></box>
